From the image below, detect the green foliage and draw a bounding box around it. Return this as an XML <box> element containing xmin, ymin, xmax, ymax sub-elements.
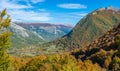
<box><xmin>0</xmin><ymin>9</ymin><xmax>11</xmax><ymax>48</ymax></box>
<box><xmin>112</xmin><ymin>56</ymin><xmax>120</xmax><ymax>71</ymax></box>
<box><xmin>0</xmin><ymin>9</ymin><xmax>13</xmax><ymax>71</ymax></box>
<box><xmin>108</xmin><ymin>34</ymin><xmax>120</xmax><ymax>70</ymax></box>
<box><xmin>0</xmin><ymin>32</ymin><xmax>11</xmax><ymax>48</ymax></box>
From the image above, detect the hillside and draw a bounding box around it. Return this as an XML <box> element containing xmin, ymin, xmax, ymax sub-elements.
<box><xmin>15</xmin><ymin>22</ymin><xmax>72</xmax><ymax>41</ymax></box>
<box><xmin>41</xmin><ymin>6</ymin><xmax>120</xmax><ymax>50</ymax></box>
<box><xmin>72</xmin><ymin>23</ymin><xmax>120</xmax><ymax>70</ymax></box>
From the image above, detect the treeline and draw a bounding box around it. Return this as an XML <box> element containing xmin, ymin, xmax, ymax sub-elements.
<box><xmin>13</xmin><ymin>53</ymin><xmax>105</xmax><ymax>71</ymax></box>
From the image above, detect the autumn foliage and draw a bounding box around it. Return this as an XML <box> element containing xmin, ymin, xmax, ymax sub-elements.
<box><xmin>1</xmin><ymin>9</ymin><xmax>120</xmax><ymax>71</ymax></box>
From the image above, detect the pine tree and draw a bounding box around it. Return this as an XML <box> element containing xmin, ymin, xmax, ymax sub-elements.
<box><xmin>0</xmin><ymin>9</ymin><xmax>13</xmax><ymax>71</ymax></box>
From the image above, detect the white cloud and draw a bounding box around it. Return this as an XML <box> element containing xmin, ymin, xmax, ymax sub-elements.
<box><xmin>58</xmin><ymin>3</ymin><xmax>87</xmax><ymax>9</ymax></box>
<box><xmin>0</xmin><ymin>0</ymin><xmax>32</xmax><ymax>10</ymax></box>
<box><xmin>31</xmin><ymin>0</ymin><xmax>44</xmax><ymax>3</ymax></box>
<box><xmin>67</xmin><ymin>12</ymin><xmax>87</xmax><ymax>18</ymax></box>
<box><xmin>8</xmin><ymin>9</ymin><xmax>51</xmax><ymax>22</ymax></box>
<box><xmin>53</xmin><ymin>12</ymin><xmax>87</xmax><ymax>19</ymax></box>
<box><xmin>0</xmin><ymin>0</ymin><xmax>50</xmax><ymax>22</ymax></box>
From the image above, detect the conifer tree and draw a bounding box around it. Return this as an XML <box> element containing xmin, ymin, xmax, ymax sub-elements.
<box><xmin>0</xmin><ymin>9</ymin><xmax>12</xmax><ymax>71</ymax></box>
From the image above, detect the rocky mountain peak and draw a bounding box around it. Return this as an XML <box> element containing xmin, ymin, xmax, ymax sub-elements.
<box><xmin>106</xmin><ymin>6</ymin><xmax>117</xmax><ymax>10</ymax></box>
<box><xmin>97</xmin><ymin>6</ymin><xmax>118</xmax><ymax>12</ymax></box>
<box><xmin>91</xmin><ymin>6</ymin><xmax>119</xmax><ymax>15</ymax></box>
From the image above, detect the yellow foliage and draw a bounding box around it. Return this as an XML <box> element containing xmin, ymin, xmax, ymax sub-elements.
<box><xmin>104</xmin><ymin>56</ymin><xmax>111</xmax><ymax>68</ymax></box>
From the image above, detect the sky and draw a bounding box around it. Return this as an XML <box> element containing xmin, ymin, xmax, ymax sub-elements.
<box><xmin>0</xmin><ymin>0</ymin><xmax>120</xmax><ymax>26</ymax></box>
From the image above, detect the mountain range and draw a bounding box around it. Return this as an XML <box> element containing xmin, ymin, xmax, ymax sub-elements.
<box><xmin>40</xmin><ymin>6</ymin><xmax>120</xmax><ymax>50</ymax></box>
<box><xmin>9</xmin><ymin>22</ymin><xmax>72</xmax><ymax>56</ymax></box>
<box><xmin>10</xmin><ymin>6</ymin><xmax>120</xmax><ymax>57</ymax></box>
<box><xmin>9</xmin><ymin>23</ymin><xmax>45</xmax><ymax>49</ymax></box>
<box><xmin>15</xmin><ymin>22</ymin><xmax>72</xmax><ymax>41</ymax></box>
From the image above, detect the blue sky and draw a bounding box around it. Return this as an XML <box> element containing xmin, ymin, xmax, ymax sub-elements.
<box><xmin>0</xmin><ymin>0</ymin><xmax>120</xmax><ymax>26</ymax></box>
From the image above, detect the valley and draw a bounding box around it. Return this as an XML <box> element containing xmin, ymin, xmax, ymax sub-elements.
<box><xmin>0</xmin><ymin>6</ymin><xmax>120</xmax><ymax>71</ymax></box>
<box><xmin>9</xmin><ymin>22</ymin><xmax>72</xmax><ymax>56</ymax></box>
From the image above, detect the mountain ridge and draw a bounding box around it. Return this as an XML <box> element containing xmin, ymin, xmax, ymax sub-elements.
<box><xmin>15</xmin><ymin>22</ymin><xmax>72</xmax><ymax>41</ymax></box>
<box><xmin>40</xmin><ymin>6</ymin><xmax>120</xmax><ymax>51</ymax></box>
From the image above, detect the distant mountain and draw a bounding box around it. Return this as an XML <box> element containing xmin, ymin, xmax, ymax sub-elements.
<box><xmin>41</xmin><ymin>6</ymin><xmax>120</xmax><ymax>50</ymax></box>
<box><xmin>15</xmin><ymin>22</ymin><xmax>72</xmax><ymax>41</ymax></box>
<box><xmin>9</xmin><ymin>22</ymin><xmax>72</xmax><ymax>56</ymax></box>
<box><xmin>9</xmin><ymin>23</ymin><xmax>45</xmax><ymax>49</ymax></box>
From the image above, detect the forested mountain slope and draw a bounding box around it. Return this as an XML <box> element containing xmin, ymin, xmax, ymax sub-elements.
<box><xmin>41</xmin><ymin>6</ymin><xmax>120</xmax><ymax>50</ymax></box>
<box><xmin>72</xmin><ymin>23</ymin><xmax>120</xmax><ymax>70</ymax></box>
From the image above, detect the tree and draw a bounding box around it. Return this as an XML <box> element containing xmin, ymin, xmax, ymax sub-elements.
<box><xmin>0</xmin><ymin>9</ymin><xmax>13</xmax><ymax>71</ymax></box>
